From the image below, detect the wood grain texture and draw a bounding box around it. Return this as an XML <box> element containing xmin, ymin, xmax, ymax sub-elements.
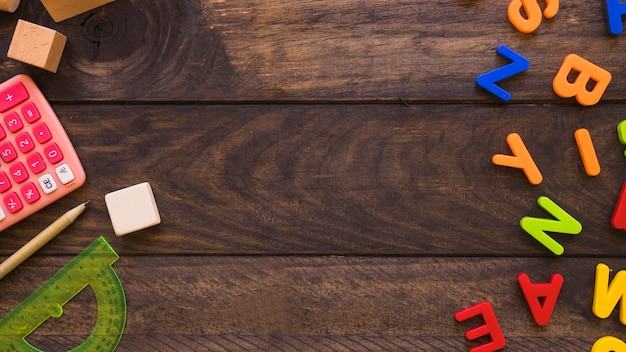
<box><xmin>0</xmin><ymin>256</ymin><xmax>621</xmax><ymax>351</ymax></box>
<box><xmin>0</xmin><ymin>104</ymin><xmax>624</xmax><ymax>256</ymax></box>
<box><xmin>0</xmin><ymin>0</ymin><xmax>624</xmax><ymax>350</ymax></box>
<box><xmin>0</xmin><ymin>0</ymin><xmax>623</xmax><ymax>102</ymax></box>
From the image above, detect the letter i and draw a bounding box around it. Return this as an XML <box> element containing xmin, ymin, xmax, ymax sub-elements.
<box><xmin>574</xmin><ymin>128</ymin><xmax>601</xmax><ymax>176</ymax></box>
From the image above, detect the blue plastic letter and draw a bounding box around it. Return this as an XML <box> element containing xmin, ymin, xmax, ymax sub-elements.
<box><xmin>606</xmin><ymin>0</ymin><xmax>626</xmax><ymax>35</ymax></box>
<box><xmin>476</xmin><ymin>45</ymin><xmax>530</xmax><ymax>102</ymax></box>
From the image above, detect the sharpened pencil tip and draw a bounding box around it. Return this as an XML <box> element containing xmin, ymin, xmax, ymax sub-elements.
<box><xmin>83</xmin><ymin>200</ymin><xmax>91</xmax><ymax>206</ymax></box>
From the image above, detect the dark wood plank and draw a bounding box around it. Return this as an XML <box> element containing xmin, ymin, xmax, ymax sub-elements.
<box><xmin>0</xmin><ymin>0</ymin><xmax>623</xmax><ymax>102</ymax></box>
<box><xmin>0</xmin><ymin>256</ymin><xmax>622</xmax><ymax>351</ymax></box>
<box><xmin>1</xmin><ymin>104</ymin><xmax>625</xmax><ymax>256</ymax></box>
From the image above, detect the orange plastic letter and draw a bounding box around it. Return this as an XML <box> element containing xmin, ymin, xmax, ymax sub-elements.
<box><xmin>508</xmin><ymin>0</ymin><xmax>558</xmax><ymax>33</ymax></box>
<box><xmin>454</xmin><ymin>302</ymin><xmax>506</xmax><ymax>352</ymax></box>
<box><xmin>574</xmin><ymin>128</ymin><xmax>601</xmax><ymax>177</ymax></box>
<box><xmin>492</xmin><ymin>133</ymin><xmax>542</xmax><ymax>185</ymax></box>
<box><xmin>553</xmin><ymin>54</ymin><xmax>612</xmax><ymax>106</ymax></box>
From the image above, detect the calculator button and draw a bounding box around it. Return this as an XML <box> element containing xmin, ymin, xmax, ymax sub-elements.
<box><xmin>33</xmin><ymin>122</ymin><xmax>52</xmax><ymax>144</ymax></box>
<box><xmin>38</xmin><ymin>173</ymin><xmax>58</xmax><ymax>194</ymax></box>
<box><xmin>0</xmin><ymin>141</ymin><xmax>17</xmax><ymax>163</ymax></box>
<box><xmin>44</xmin><ymin>143</ymin><xmax>63</xmax><ymax>164</ymax></box>
<box><xmin>21</xmin><ymin>102</ymin><xmax>40</xmax><ymax>123</ymax></box>
<box><xmin>0</xmin><ymin>171</ymin><xmax>11</xmax><ymax>193</ymax></box>
<box><xmin>4</xmin><ymin>112</ymin><xmax>23</xmax><ymax>133</ymax></box>
<box><xmin>55</xmin><ymin>163</ymin><xmax>75</xmax><ymax>184</ymax></box>
<box><xmin>20</xmin><ymin>182</ymin><xmax>40</xmax><ymax>204</ymax></box>
<box><xmin>15</xmin><ymin>132</ymin><xmax>34</xmax><ymax>153</ymax></box>
<box><xmin>3</xmin><ymin>192</ymin><xmax>23</xmax><ymax>213</ymax></box>
<box><xmin>27</xmin><ymin>153</ymin><xmax>46</xmax><ymax>174</ymax></box>
<box><xmin>0</xmin><ymin>83</ymin><xmax>28</xmax><ymax>113</ymax></box>
<box><xmin>9</xmin><ymin>162</ymin><xmax>28</xmax><ymax>183</ymax></box>
<box><xmin>0</xmin><ymin>125</ymin><xmax>6</xmax><ymax>141</ymax></box>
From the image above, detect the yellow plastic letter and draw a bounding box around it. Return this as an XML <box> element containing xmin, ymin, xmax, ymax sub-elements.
<box><xmin>592</xmin><ymin>336</ymin><xmax>626</xmax><ymax>352</ymax></box>
<box><xmin>593</xmin><ymin>263</ymin><xmax>626</xmax><ymax>325</ymax></box>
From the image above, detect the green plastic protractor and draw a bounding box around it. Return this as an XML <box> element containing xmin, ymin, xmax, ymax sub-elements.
<box><xmin>0</xmin><ymin>236</ymin><xmax>126</xmax><ymax>351</ymax></box>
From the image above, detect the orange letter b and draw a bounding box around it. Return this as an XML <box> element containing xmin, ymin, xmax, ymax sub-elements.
<box><xmin>553</xmin><ymin>54</ymin><xmax>612</xmax><ymax>106</ymax></box>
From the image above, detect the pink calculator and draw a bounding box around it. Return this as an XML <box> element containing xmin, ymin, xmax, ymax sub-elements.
<box><xmin>0</xmin><ymin>75</ymin><xmax>86</xmax><ymax>231</ymax></box>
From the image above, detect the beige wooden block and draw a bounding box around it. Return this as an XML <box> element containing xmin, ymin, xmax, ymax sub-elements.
<box><xmin>7</xmin><ymin>20</ymin><xmax>67</xmax><ymax>73</ymax></box>
<box><xmin>105</xmin><ymin>182</ymin><xmax>161</xmax><ymax>236</ymax></box>
<box><xmin>40</xmin><ymin>0</ymin><xmax>115</xmax><ymax>22</ymax></box>
<box><xmin>0</xmin><ymin>0</ymin><xmax>20</xmax><ymax>12</ymax></box>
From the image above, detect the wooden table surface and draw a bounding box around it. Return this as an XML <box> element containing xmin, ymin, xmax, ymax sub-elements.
<box><xmin>0</xmin><ymin>1</ymin><xmax>625</xmax><ymax>351</ymax></box>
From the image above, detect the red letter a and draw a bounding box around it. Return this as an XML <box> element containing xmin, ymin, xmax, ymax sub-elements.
<box><xmin>517</xmin><ymin>272</ymin><xmax>563</xmax><ymax>326</ymax></box>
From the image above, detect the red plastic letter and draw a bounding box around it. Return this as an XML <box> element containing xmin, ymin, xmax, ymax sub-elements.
<box><xmin>517</xmin><ymin>273</ymin><xmax>563</xmax><ymax>326</ymax></box>
<box><xmin>611</xmin><ymin>181</ymin><xmax>626</xmax><ymax>230</ymax></box>
<box><xmin>454</xmin><ymin>301</ymin><xmax>506</xmax><ymax>352</ymax></box>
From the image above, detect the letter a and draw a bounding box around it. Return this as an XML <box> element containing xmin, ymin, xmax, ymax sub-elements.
<box><xmin>517</xmin><ymin>273</ymin><xmax>563</xmax><ymax>326</ymax></box>
<box><xmin>553</xmin><ymin>54</ymin><xmax>612</xmax><ymax>106</ymax></box>
<box><xmin>454</xmin><ymin>301</ymin><xmax>506</xmax><ymax>352</ymax></box>
<box><xmin>593</xmin><ymin>263</ymin><xmax>626</xmax><ymax>324</ymax></box>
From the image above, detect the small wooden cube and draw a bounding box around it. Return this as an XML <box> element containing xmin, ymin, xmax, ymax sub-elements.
<box><xmin>7</xmin><ymin>20</ymin><xmax>67</xmax><ymax>73</ymax></box>
<box><xmin>0</xmin><ymin>0</ymin><xmax>20</xmax><ymax>13</ymax></box>
<box><xmin>40</xmin><ymin>0</ymin><xmax>115</xmax><ymax>22</ymax></box>
<box><xmin>105</xmin><ymin>182</ymin><xmax>161</xmax><ymax>236</ymax></box>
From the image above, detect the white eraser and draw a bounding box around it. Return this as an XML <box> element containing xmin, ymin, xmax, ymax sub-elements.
<box><xmin>105</xmin><ymin>182</ymin><xmax>161</xmax><ymax>236</ymax></box>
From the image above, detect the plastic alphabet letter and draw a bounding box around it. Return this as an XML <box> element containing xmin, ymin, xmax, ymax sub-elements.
<box><xmin>517</xmin><ymin>273</ymin><xmax>563</xmax><ymax>326</ymax></box>
<box><xmin>606</xmin><ymin>0</ymin><xmax>626</xmax><ymax>35</ymax></box>
<box><xmin>593</xmin><ymin>263</ymin><xmax>626</xmax><ymax>325</ymax></box>
<box><xmin>508</xmin><ymin>0</ymin><xmax>559</xmax><ymax>33</ymax></box>
<box><xmin>552</xmin><ymin>54</ymin><xmax>612</xmax><ymax>106</ymax></box>
<box><xmin>519</xmin><ymin>196</ymin><xmax>582</xmax><ymax>255</ymax></box>
<box><xmin>476</xmin><ymin>45</ymin><xmax>530</xmax><ymax>101</ymax></box>
<box><xmin>617</xmin><ymin>120</ymin><xmax>626</xmax><ymax>157</ymax></box>
<box><xmin>574</xmin><ymin>128</ymin><xmax>601</xmax><ymax>177</ymax></box>
<box><xmin>492</xmin><ymin>133</ymin><xmax>542</xmax><ymax>185</ymax></box>
<box><xmin>454</xmin><ymin>302</ymin><xmax>506</xmax><ymax>352</ymax></box>
<box><xmin>592</xmin><ymin>336</ymin><xmax>626</xmax><ymax>352</ymax></box>
<box><xmin>611</xmin><ymin>181</ymin><xmax>626</xmax><ymax>230</ymax></box>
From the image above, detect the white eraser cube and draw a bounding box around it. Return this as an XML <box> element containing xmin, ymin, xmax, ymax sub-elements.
<box><xmin>105</xmin><ymin>182</ymin><xmax>161</xmax><ymax>236</ymax></box>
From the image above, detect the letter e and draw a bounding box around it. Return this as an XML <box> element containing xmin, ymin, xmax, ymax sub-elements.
<box><xmin>454</xmin><ymin>301</ymin><xmax>506</xmax><ymax>352</ymax></box>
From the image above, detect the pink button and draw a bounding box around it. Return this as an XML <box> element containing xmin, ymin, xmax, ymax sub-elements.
<box><xmin>3</xmin><ymin>192</ymin><xmax>22</xmax><ymax>213</ymax></box>
<box><xmin>4</xmin><ymin>112</ymin><xmax>23</xmax><ymax>133</ymax></box>
<box><xmin>26</xmin><ymin>153</ymin><xmax>46</xmax><ymax>174</ymax></box>
<box><xmin>0</xmin><ymin>141</ymin><xmax>17</xmax><ymax>163</ymax></box>
<box><xmin>0</xmin><ymin>171</ymin><xmax>11</xmax><ymax>193</ymax></box>
<box><xmin>33</xmin><ymin>122</ymin><xmax>52</xmax><ymax>144</ymax></box>
<box><xmin>44</xmin><ymin>143</ymin><xmax>63</xmax><ymax>164</ymax></box>
<box><xmin>20</xmin><ymin>182</ymin><xmax>40</xmax><ymax>204</ymax></box>
<box><xmin>0</xmin><ymin>83</ymin><xmax>28</xmax><ymax>113</ymax></box>
<box><xmin>15</xmin><ymin>132</ymin><xmax>34</xmax><ymax>153</ymax></box>
<box><xmin>9</xmin><ymin>162</ymin><xmax>28</xmax><ymax>183</ymax></box>
<box><xmin>21</xmin><ymin>102</ymin><xmax>40</xmax><ymax>123</ymax></box>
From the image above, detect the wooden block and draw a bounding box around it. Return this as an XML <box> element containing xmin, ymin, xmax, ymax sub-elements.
<box><xmin>7</xmin><ymin>20</ymin><xmax>67</xmax><ymax>73</ymax></box>
<box><xmin>40</xmin><ymin>0</ymin><xmax>115</xmax><ymax>22</ymax></box>
<box><xmin>0</xmin><ymin>0</ymin><xmax>20</xmax><ymax>12</ymax></box>
<box><xmin>105</xmin><ymin>182</ymin><xmax>161</xmax><ymax>236</ymax></box>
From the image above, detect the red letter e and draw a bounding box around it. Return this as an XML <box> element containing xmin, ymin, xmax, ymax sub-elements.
<box><xmin>455</xmin><ymin>301</ymin><xmax>506</xmax><ymax>352</ymax></box>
